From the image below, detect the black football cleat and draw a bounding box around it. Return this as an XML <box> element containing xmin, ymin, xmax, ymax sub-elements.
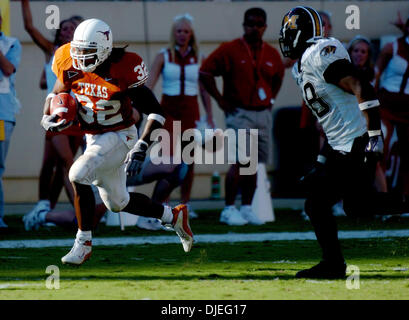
<box><xmin>296</xmin><ymin>261</ymin><xmax>347</xmax><ymax>279</ymax></box>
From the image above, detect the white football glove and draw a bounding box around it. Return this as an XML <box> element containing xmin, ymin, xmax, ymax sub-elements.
<box><xmin>125</xmin><ymin>140</ymin><xmax>148</xmax><ymax>177</ymax></box>
<box><xmin>41</xmin><ymin>114</ymin><xmax>72</xmax><ymax>132</ymax></box>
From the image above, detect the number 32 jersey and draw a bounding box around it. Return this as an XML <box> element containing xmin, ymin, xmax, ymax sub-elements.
<box><xmin>292</xmin><ymin>38</ymin><xmax>367</xmax><ymax>152</ymax></box>
<box><xmin>52</xmin><ymin>43</ymin><xmax>148</xmax><ymax>134</ymax></box>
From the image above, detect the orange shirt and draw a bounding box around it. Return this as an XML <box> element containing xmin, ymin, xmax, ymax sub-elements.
<box><xmin>52</xmin><ymin>43</ymin><xmax>148</xmax><ymax>134</ymax></box>
<box><xmin>200</xmin><ymin>38</ymin><xmax>284</xmax><ymax>109</ymax></box>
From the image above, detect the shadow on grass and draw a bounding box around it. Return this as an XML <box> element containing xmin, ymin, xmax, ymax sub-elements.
<box><xmin>0</xmin><ymin>267</ymin><xmax>409</xmax><ymax>282</ymax></box>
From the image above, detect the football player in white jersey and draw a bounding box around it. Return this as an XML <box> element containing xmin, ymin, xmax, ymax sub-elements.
<box><xmin>279</xmin><ymin>6</ymin><xmax>409</xmax><ymax>279</ymax></box>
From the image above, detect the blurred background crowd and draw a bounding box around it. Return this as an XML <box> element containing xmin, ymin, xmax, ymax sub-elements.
<box><xmin>0</xmin><ymin>0</ymin><xmax>408</xmax><ymax>231</ymax></box>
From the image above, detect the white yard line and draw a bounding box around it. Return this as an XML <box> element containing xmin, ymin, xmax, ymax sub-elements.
<box><xmin>0</xmin><ymin>229</ymin><xmax>409</xmax><ymax>249</ymax></box>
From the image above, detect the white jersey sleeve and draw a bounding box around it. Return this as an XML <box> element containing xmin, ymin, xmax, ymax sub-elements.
<box><xmin>293</xmin><ymin>38</ymin><xmax>367</xmax><ymax>152</ymax></box>
<box><xmin>307</xmin><ymin>38</ymin><xmax>351</xmax><ymax>82</ymax></box>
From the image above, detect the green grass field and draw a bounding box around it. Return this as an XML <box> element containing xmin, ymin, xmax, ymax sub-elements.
<box><xmin>1</xmin><ymin>210</ymin><xmax>409</xmax><ymax>300</ymax></box>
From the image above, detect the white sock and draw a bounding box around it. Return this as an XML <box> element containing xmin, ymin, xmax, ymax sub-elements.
<box><xmin>241</xmin><ymin>205</ymin><xmax>251</xmax><ymax>210</ymax></box>
<box><xmin>161</xmin><ymin>206</ymin><xmax>173</xmax><ymax>224</ymax></box>
<box><xmin>225</xmin><ymin>205</ymin><xmax>236</xmax><ymax>210</ymax></box>
<box><xmin>76</xmin><ymin>229</ymin><xmax>92</xmax><ymax>243</ymax></box>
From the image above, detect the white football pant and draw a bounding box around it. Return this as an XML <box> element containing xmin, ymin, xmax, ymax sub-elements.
<box><xmin>69</xmin><ymin>126</ymin><xmax>137</xmax><ymax>212</ymax></box>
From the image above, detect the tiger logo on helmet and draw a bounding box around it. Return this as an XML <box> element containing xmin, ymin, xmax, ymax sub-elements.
<box><xmin>279</xmin><ymin>6</ymin><xmax>323</xmax><ymax>60</ymax></box>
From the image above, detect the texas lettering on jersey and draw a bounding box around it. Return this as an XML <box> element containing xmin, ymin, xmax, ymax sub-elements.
<box><xmin>77</xmin><ymin>82</ymin><xmax>109</xmax><ymax>99</ymax></box>
<box><xmin>52</xmin><ymin>43</ymin><xmax>148</xmax><ymax>134</ymax></box>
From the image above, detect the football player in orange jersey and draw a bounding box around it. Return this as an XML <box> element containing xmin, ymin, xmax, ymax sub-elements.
<box><xmin>41</xmin><ymin>19</ymin><xmax>193</xmax><ymax>265</ymax></box>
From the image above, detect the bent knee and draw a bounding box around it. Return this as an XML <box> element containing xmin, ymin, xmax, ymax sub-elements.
<box><xmin>103</xmin><ymin>194</ymin><xmax>130</xmax><ymax>213</ymax></box>
<box><xmin>69</xmin><ymin>154</ymin><xmax>97</xmax><ymax>184</ymax></box>
<box><xmin>69</xmin><ymin>160</ymin><xmax>90</xmax><ymax>184</ymax></box>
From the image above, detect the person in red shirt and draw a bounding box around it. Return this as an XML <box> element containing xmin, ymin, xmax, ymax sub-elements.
<box><xmin>41</xmin><ymin>19</ymin><xmax>193</xmax><ymax>265</ymax></box>
<box><xmin>200</xmin><ymin>7</ymin><xmax>284</xmax><ymax>226</ymax></box>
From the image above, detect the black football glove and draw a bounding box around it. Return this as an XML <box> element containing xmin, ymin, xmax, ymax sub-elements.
<box><xmin>41</xmin><ymin>114</ymin><xmax>72</xmax><ymax>132</ymax></box>
<box><xmin>300</xmin><ymin>155</ymin><xmax>327</xmax><ymax>187</ymax></box>
<box><xmin>125</xmin><ymin>140</ymin><xmax>149</xmax><ymax>177</ymax></box>
<box><xmin>366</xmin><ymin>131</ymin><xmax>384</xmax><ymax>157</ymax></box>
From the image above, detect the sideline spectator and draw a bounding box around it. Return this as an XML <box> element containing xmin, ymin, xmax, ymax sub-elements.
<box><xmin>200</xmin><ymin>7</ymin><xmax>284</xmax><ymax>225</ymax></box>
<box><xmin>20</xmin><ymin>0</ymin><xmax>84</xmax><ymax>229</ymax></box>
<box><xmin>0</xmin><ymin>9</ymin><xmax>22</xmax><ymax>228</ymax></box>
<box><xmin>375</xmin><ymin>14</ymin><xmax>409</xmax><ymax>195</ymax></box>
<box><xmin>146</xmin><ymin>13</ymin><xmax>213</xmax><ymax>218</ymax></box>
<box><xmin>348</xmin><ymin>35</ymin><xmax>388</xmax><ymax>193</ymax></box>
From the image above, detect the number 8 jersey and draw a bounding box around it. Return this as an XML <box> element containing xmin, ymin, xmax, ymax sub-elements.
<box><xmin>52</xmin><ymin>43</ymin><xmax>148</xmax><ymax>134</ymax></box>
<box><xmin>292</xmin><ymin>37</ymin><xmax>367</xmax><ymax>152</ymax></box>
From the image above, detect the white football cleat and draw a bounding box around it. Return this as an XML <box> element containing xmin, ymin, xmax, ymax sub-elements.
<box><xmin>171</xmin><ymin>204</ymin><xmax>193</xmax><ymax>252</ymax></box>
<box><xmin>240</xmin><ymin>205</ymin><xmax>264</xmax><ymax>225</ymax></box>
<box><xmin>22</xmin><ymin>210</ymin><xmax>40</xmax><ymax>231</ymax></box>
<box><xmin>22</xmin><ymin>200</ymin><xmax>50</xmax><ymax>231</ymax></box>
<box><xmin>61</xmin><ymin>239</ymin><xmax>92</xmax><ymax>265</ymax></box>
<box><xmin>220</xmin><ymin>206</ymin><xmax>247</xmax><ymax>226</ymax></box>
<box><xmin>136</xmin><ymin>217</ymin><xmax>164</xmax><ymax>231</ymax></box>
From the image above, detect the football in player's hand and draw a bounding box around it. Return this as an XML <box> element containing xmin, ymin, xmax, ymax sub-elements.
<box><xmin>50</xmin><ymin>93</ymin><xmax>77</xmax><ymax>123</ymax></box>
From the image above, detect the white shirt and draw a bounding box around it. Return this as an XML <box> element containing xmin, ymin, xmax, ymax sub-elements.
<box><xmin>292</xmin><ymin>37</ymin><xmax>367</xmax><ymax>152</ymax></box>
<box><xmin>381</xmin><ymin>37</ymin><xmax>409</xmax><ymax>95</ymax></box>
<box><xmin>161</xmin><ymin>48</ymin><xmax>199</xmax><ymax>96</ymax></box>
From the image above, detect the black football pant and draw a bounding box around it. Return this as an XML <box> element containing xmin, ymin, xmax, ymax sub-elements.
<box><xmin>304</xmin><ymin>134</ymin><xmax>408</xmax><ymax>263</ymax></box>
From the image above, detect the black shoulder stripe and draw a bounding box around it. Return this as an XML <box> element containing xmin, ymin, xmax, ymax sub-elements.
<box><xmin>323</xmin><ymin>59</ymin><xmax>355</xmax><ymax>85</ymax></box>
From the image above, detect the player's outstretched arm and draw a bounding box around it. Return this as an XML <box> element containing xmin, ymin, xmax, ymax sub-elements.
<box><xmin>336</xmin><ymin>75</ymin><xmax>381</xmax><ymax>132</ymax></box>
<box><xmin>125</xmin><ymin>85</ymin><xmax>166</xmax><ymax>177</ymax></box>
<box><xmin>338</xmin><ymin>76</ymin><xmax>384</xmax><ymax>155</ymax></box>
<box><xmin>326</xmin><ymin>60</ymin><xmax>383</xmax><ymax>155</ymax></box>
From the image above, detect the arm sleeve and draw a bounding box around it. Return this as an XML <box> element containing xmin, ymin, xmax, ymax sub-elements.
<box><xmin>51</xmin><ymin>45</ymin><xmax>69</xmax><ymax>84</ymax></box>
<box><xmin>312</xmin><ymin>39</ymin><xmax>353</xmax><ymax>84</ymax></box>
<box><xmin>323</xmin><ymin>59</ymin><xmax>377</xmax><ymax>101</ymax></box>
<box><xmin>125</xmin><ymin>54</ymin><xmax>149</xmax><ymax>88</ymax></box>
<box><xmin>128</xmin><ymin>85</ymin><xmax>164</xmax><ymax>118</ymax></box>
<box><xmin>5</xmin><ymin>39</ymin><xmax>22</xmax><ymax>73</ymax></box>
<box><xmin>323</xmin><ymin>59</ymin><xmax>356</xmax><ymax>85</ymax></box>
